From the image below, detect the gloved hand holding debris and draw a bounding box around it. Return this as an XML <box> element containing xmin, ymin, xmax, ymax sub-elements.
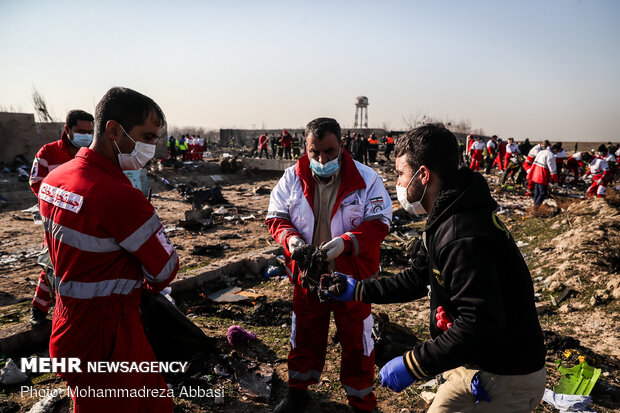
<box><xmin>287</xmin><ymin>236</ymin><xmax>305</xmax><ymax>254</ymax></box>
<box><xmin>319</xmin><ymin>272</ymin><xmax>356</xmax><ymax>302</ymax></box>
<box><xmin>379</xmin><ymin>355</ymin><xmax>415</xmax><ymax>392</ymax></box>
<box><xmin>321</xmin><ymin>236</ymin><xmax>345</xmax><ymax>261</ymax></box>
<box><xmin>291</xmin><ymin>243</ymin><xmax>328</xmax><ymax>293</ymax></box>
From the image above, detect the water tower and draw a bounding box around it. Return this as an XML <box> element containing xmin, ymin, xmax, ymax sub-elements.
<box><xmin>354</xmin><ymin>96</ymin><xmax>369</xmax><ymax>128</ymax></box>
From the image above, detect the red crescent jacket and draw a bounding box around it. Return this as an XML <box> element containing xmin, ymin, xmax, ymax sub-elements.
<box><xmin>39</xmin><ymin>148</ymin><xmax>179</xmax><ymax>348</ymax></box>
<box><xmin>265</xmin><ymin>151</ymin><xmax>391</xmax><ymax>286</ymax></box>
<box><xmin>527</xmin><ymin>148</ymin><xmax>558</xmax><ymax>185</ymax></box>
<box><xmin>30</xmin><ymin>131</ymin><xmax>76</xmax><ymax>195</ymax></box>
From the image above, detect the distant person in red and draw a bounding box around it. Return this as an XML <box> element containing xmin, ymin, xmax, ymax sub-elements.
<box><xmin>282</xmin><ymin>130</ymin><xmax>293</xmax><ymax>160</ymax></box>
<box><xmin>469</xmin><ymin>136</ymin><xmax>485</xmax><ymax>171</ymax></box>
<box><xmin>259</xmin><ymin>133</ymin><xmax>270</xmax><ymax>158</ymax></box>
<box><xmin>492</xmin><ymin>138</ymin><xmax>506</xmax><ymax>171</ymax></box>
<box><xmin>504</xmin><ymin>138</ymin><xmax>519</xmax><ymax>170</ymax></box>
<box><xmin>28</xmin><ymin>110</ymin><xmax>94</xmax><ymax>326</ymax></box>
<box><xmin>564</xmin><ymin>151</ymin><xmax>593</xmax><ymax>185</ymax></box>
<box><xmin>40</xmin><ymin>87</ymin><xmax>178</xmax><ymax>412</ymax></box>
<box><xmin>585</xmin><ymin>145</ymin><xmax>611</xmax><ymax>198</ymax></box>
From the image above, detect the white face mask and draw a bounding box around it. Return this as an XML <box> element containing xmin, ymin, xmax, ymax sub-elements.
<box><xmin>114</xmin><ymin>125</ymin><xmax>156</xmax><ymax>170</ymax></box>
<box><xmin>71</xmin><ymin>132</ymin><xmax>93</xmax><ymax>148</ymax></box>
<box><xmin>396</xmin><ymin>168</ymin><xmax>428</xmax><ymax>216</ymax></box>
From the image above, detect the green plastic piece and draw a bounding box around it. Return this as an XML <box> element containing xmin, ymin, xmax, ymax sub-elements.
<box><xmin>554</xmin><ymin>360</ymin><xmax>601</xmax><ymax>396</ymax></box>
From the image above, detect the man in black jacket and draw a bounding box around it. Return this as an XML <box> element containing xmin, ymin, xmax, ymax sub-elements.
<box><xmin>330</xmin><ymin>124</ymin><xmax>546</xmax><ymax>412</ymax></box>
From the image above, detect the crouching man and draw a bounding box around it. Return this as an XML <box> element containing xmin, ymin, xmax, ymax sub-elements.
<box><xmin>329</xmin><ymin>124</ymin><xmax>546</xmax><ymax>412</ymax></box>
<box><xmin>266</xmin><ymin>117</ymin><xmax>392</xmax><ymax>412</ymax></box>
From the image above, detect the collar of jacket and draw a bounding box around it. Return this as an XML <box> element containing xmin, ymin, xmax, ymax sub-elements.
<box><xmin>60</xmin><ymin>130</ymin><xmax>76</xmax><ymax>156</ymax></box>
<box><xmin>75</xmin><ymin>147</ymin><xmax>133</xmax><ymax>184</ymax></box>
<box><xmin>424</xmin><ymin>167</ymin><xmax>498</xmax><ymax>233</ymax></box>
<box><xmin>295</xmin><ymin>149</ymin><xmax>366</xmax><ymax>217</ymax></box>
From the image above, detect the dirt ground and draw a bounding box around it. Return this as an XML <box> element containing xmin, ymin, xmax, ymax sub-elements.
<box><xmin>1</xmin><ymin>152</ymin><xmax>619</xmax><ymax>412</ymax></box>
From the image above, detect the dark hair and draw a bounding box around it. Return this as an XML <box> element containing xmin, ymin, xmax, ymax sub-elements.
<box><xmin>543</xmin><ymin>140</ymin><xmax>551</xmax><ymax>147</ymax></box>
<box><xmin>304</xmin><ymin>117</ymin><xmax>341</xmax><ymax>141</ymax></box>
<box><xmin>65</xmin><ymin>110</ymin><xmax>94</xmax><ymax>129</ymax></box>
<box><xmin>94</xmin><ymin>87</ymin><xmax>165</xmax><ymax>137</ymax></box>
<box><xmin>598</xmin><ymin>144</ymin><xmax>607</xmax><ymax>154</ymax></box>
<box><xmin>394</xmin><ymin>123</ymin><xmax>459</xmax><ymax>181</ymax></box>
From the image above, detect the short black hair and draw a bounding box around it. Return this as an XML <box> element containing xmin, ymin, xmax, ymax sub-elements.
<box><xmin>305</xmin><ymin>117</ymin><xmax>341</xmax><ymax>141</ymax></box>
<box><xmin>598</xmin><ymin>144</ymin><xmax>608</xmax><ymax>154</ymax></box>
<box><xmin>94</xmin><ymin>87</ymin><xmax>165</xmax><ymax>137</ymax></box>
<box><xmin>394</xmin><ymin>123</ymin><xmax>459</xmax><ymax>181</ymax></box>
<box><xmin>65</xmin><ymin>110</ymin><xmax>94</xmax><ymax>129</ymax></box>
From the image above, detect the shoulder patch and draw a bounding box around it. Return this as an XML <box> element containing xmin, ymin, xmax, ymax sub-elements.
<box><xmin>38</xmin><ymin>183</ymin><xmax>84</xmax><ymax>213</ymax></box>
<box><xmin>370</xmin><ymin>196</ymin><xmax>384</xmax><ymax>213</ymax></box>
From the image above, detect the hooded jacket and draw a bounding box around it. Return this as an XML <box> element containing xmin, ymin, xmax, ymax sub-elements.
<box><xmin>356</xmin><ymin>167</ymin><xmax>545</xmax><ymax>378</ymax></box>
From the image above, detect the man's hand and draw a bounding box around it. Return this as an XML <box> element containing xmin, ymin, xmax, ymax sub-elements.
<box><xmin>321</xmin><ymin>237</ymin><xmax>345</xmax><ymax>261</ymax></box>
<box><xmin>379</xmin><ymin>356</ymin><xmax>415</xmax><ymax>392</ymax></box>
<box><xmin>323</xmin><ymin>272</ymin><xmax>357</xmax><ymax>302</ymax></box>
<box><xmin>288</xmin><ymin>236</ymin><xmax>304</xmax><ymax>254</ymax></box>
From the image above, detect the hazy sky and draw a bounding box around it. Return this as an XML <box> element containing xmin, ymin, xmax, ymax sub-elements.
<box><xmin>1</xmin><ymin>0</ymin><xmax>619</xmax><ymax>141</ymax></box>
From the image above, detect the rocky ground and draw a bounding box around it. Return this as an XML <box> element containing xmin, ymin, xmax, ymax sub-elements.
<box><xmin>0</xmin><ymin>151</ymin><xmax>618</xmax><ymax>412</ymax></box>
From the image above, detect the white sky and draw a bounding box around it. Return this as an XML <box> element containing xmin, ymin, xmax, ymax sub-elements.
<box><xmin>1</xmin><ymin>0</ymin><xmax>619</xmax><ymax>141</ymax></box>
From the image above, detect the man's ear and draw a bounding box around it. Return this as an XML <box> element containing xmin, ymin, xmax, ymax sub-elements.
<box><xmin>420</xmin><ymin>165</ymin><xmax>432</xmax><ymax>186</ymax></box>
<box><xmin>106</xmin><ymin>120</ymin><xmax>122</xmax><ymax>143</ymax></box>
<box><xmin>63</xmin><ymin>125</ymin><xmax>71</xmax><ymax>136</ymax></box>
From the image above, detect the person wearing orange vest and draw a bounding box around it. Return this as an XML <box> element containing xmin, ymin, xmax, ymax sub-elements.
<box><xmin>368</xmin><ymin>133</ymin><xmax>379</xmax><ymax>163</ymax></box>
<box><xmin>383</xmin><ymin>134</ymin><xmax>395</xmax><ymax>161</ymax></box>
<box><xmin>28</xmin><ymin>109</ymin><xmax>94</xmax><ymax>326</ymax></box>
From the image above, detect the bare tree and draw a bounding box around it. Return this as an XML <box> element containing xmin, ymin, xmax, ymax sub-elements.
<box><xmin>32</xmin><ymin>87</ymin><xmax>56</xmax><ymax>123</ymax></box>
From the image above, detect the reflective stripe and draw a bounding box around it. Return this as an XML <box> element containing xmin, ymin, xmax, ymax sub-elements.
<box><xmin>34</xmin><ymin>296</ymin><xmax>51</xmax><ymax>307</ymax></box>
<box><xmin>37</xmin><ymin>157</ymin><xmax>48</xmax><ymax>167</ymax></box>
<box><xmin>266</xmin><ymin>210</ymin><xmax>291</xmax><ymax>220</ymax></box>
<box><xmin>290</xmin><ymin>312</ymin><xmax>297</xmax><ymax>348</ymax></box>
<box><xmin>57</xmin><ymin>278</ymin><xmax>142</xmax><ymax>299</ymax></box>
<box><xmin>278</xmin><ymin>228</ymin><xmax>294</xmax><ymax>245</ymax></box>
<box><xmin>288</xmin><ymin>369</ymin><xmax>321</xmax><ymax>382</ymax></box>
<box><xmin>119</xmin><ymin>213</ymin><xmax>161</xmax><ymax>253</ymax></box>
<box><xmin>345</xmin><ymin>232</ymin><xmax>359</xmax><ymax>256</ymax></box>
<box><xmin>364</xmin><ymin>214</ymin><xmax>385</xmax><ymax>221</ymax></box>
<box><xmin>342</xmin><ymin>384</ymin><xmax>373</xmax><ymax>399</ymax></box>
<box><xmin>30</xmin><ymin>176</ymin><xmax>43</xmax><ymax>183</ymax></box>
<box><xmin>43</xmin><ymin>217</ymin><xmax>120</xmax><ymax>253</ymax></box>
<box><xmin>367</xmin><ymin>271</ymin><xmax>379</xmax><ymax>280</ymax></box>
<box><xmin>142</xmin><ymin>251</ymin><xmax>178</xmax><ymax>284</ymax></box>
<box><xmin>37</xmin><ymin>281</ymin><xmax>50</xmax><ymax>293</ymax></box>
<box><xmin>362</xmin><ymin>314</ymin><xmax>374</xmax><ymax>356</ymax></box>
<box><xmin>48</xmin><ymin>164</ymin><xmax>63</xmax><ymax>172</ymax></box>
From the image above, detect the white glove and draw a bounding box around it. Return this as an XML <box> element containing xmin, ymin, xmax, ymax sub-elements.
<box><xmin>321</xmin><ymin>237</ymin><xmax>345</xmax><ymax>261</ymax></box>
<box><xmin>288</xmin><ymin>236</ymin><xmax>304</xmax><ymax>253</ymax></box>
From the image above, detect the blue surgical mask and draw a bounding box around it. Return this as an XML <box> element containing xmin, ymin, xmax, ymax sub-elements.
<box><xmin>71</xmin><ymin>132</ymin><xmax>93</xmax><ymax>148</ymax></box>
<box><xmin>310</xmin><ymin>148</ymin><xmax>341</xmax><ymax>178</ymax></box>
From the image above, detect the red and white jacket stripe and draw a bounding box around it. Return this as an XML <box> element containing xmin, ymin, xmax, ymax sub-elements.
<box><xmin>265</xmin><ymin>151</ymin><xmax>391</xmax><ymax>285</ymax></box>
<box><xmin>29</xmin><ymin>132</ymin><xmax>76</xmax><ymax>195</ymax></box>
<box><xmin>526</xmin><ymin>148</ymin><xmax>558</xmax><ymax>185</ymax></box>
<box><xmin>39</xmin><ymin>148</ymin><xmax>178</xmax><ymax>319</ymax></box>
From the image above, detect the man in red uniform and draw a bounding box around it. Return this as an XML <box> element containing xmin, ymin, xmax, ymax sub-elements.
<box><xmin>266</xmin><ymin>117</ymin><xmax>391</xmax><ymax>412</ymax></box>
<box><xmin>258</xmin><ymin>133</ymin><xmax>269</xmax><ymax>158</ymax></box>
<box><xmin>282</xmin><ymin>129</ymin><xmax>293</xmax><ymax>160</ymax></box>
<box><xmin>39</xmin><ymin>87</ymin><xmax>178</xmax><ymax>412</ymax></box>
<box><xmin>29</xmin><ymin>110</ymin><xmax>94</xmax><ymax>325</ymax></box>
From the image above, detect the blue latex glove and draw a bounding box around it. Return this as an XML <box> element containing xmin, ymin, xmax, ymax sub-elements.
<box><xmin>471</xmin><ymin>372</ymin><xmax>492</xmax><ymax>404</ymax></box>
<box><xmin>325</xmin><ymin>272</ymin><xmax>356</xmax><ymax>302</ymax></box>
<box><xmin>379</xmin><ymin>356</ymin><xmax>415</xmax><ymax>392</ymax></box>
